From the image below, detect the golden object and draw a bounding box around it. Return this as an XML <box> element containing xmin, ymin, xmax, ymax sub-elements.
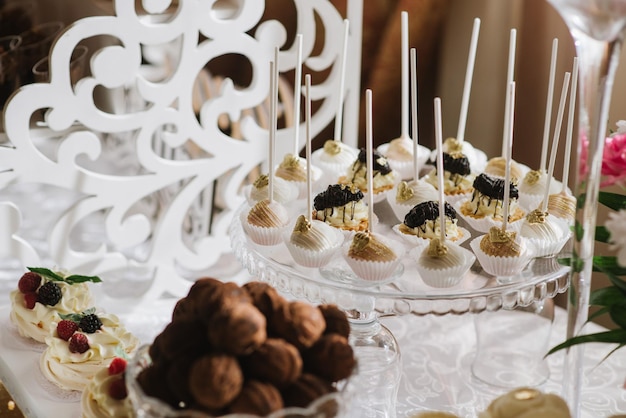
<box><xmin>253</xmin><ymin>174</ymin><xmax>269</xmax><ymax>188</ymax></box>
<box><xmin>348</xmin><ymin>231</ymin><xmax>396</xmax><ymax>262</ymax></box>
<box><xmin>526</xmin><ymin>209</ymin><xmax>547</xmax><ymax>224</ymax></box>
<box><xmin>275</xmin><ymin>154</ymin><xmax>307</xmax><ymax>182</ymax></box>
<box><xmin>396</xmin><ymin>181</ymin><xmax>414</xmax><ymax>202</ymax></box>
<box><xmin>523</xmin><ymin>169</ymin><xmax>541</xmax><ymax>186</ymax></box>
<box><xmin>480</xmin><ymin>227</ymin><xmax>522</xmax><ymax>257</ymax></box>
<box><xmin>547</xmin><ymin>192</ymin><xmax>576</xmax><ymax>221</ymax></box>
<box><xmin>427</xmin><ymin>238</ymin><xmax>448</xmax><ymax>258</ymax></box>
<box><xmin>323</xmin><ymin>139</ymin><xmax>341</xmax><ymax>155</ymax></box>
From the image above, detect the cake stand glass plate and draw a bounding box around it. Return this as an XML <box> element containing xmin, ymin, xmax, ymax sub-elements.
<box><xmin>229</xmin><ymin>202</ymin><xmax>570</xmax><ymax>316</ymax></box>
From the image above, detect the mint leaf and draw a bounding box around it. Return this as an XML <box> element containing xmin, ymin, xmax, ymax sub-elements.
<box><xmin>58</xmin><ymin>312</ymin><xmax>82</xmax><ymax>323</ymax></box>
<box><xmin>64</xmin><ymin>275</ymin><xmax>103</xmax><ymax>284</ymax></box>
<box><xmin>547</xmin><ymin>330</ymin><xmax>626</xmax><ymax>356</ymax></box>
<box><xmin>27</xmin><ymin>267</ymin><xmax>64</xmax><ymax>282</ymax></box>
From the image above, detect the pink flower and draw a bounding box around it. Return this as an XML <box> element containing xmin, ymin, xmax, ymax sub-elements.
<box><xmin>602</xmin><ymin>132</ymin><xmax>626</xmax><ymax>187</ymax></box>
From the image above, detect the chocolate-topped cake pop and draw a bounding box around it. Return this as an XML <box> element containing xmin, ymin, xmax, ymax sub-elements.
<box><xmin>340</xmin><ymin>148</ymin><xmax>398</xmax><ymax>195</ymax></box>
<box><xmin>397</xmin><ymin>201</ymin><xmax>465</xmax><ymax>243</ymax></box>
<box><xmin>423</xmin><ymin>149</ymin><xmax>475</xmax><ymax>198</ymax></box>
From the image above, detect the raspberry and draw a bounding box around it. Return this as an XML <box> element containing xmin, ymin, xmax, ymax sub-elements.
<box><xmin>79</xmin><ymin>313</ymin><xmax>102</xmax><ymax>334</ymax></box>
<box><xmin>108</xmin><ymin>377</ymin><xmax>128</xmax><ymax>400</ymax></box>
<box><xmin>108</xmin><ymin>357</ymin><xmax>127</xmax><ymax>375</ymax></box>
<box><xmin>23</xmin><ymin>293</ymin><xmax>37</xmax><ymax>309</ymax></box>
<box><xmin>68</xmin><ymin>333</ymin><xmax>90</xmax><ymax>353</ymax></box>
<box><xmin>18</xmin><ymin>272</ymin><xmax>42</xmax><ymax>294</ymax></box>
<box><xmin>57</xmin><ymin>320</ymin><xmax>79</xmax><ymax>341</ymax></box>
<box><xmin>37</xmin><ymin>281</ymin><xmax>62</xmax><ymax>306</ymax></box>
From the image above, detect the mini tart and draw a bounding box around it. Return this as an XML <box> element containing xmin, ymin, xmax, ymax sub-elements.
<box><xmin>10</xmin><ymin>281</ymin><xmax>94</xmax><ymax>344</ymax></box>
<box><xmin>412</xmin><ymin>238</ymin><xmax>475</xmax><ymax>288</ymax></box>
<box><xmin>377</xmin><ymin>137</ymin><xmax>431</xmax><ymax>180</ymax></box>
<box><xmin>457</xmin><ymin>173</ymin><xmax>525</xmax><ymax>233</ymax></box>
<box><xmin>40</xmin><ymin>314</ymin><xmax>139</xmax><ymax>392</ymax></box>
<box><xmin>339</xmin><ymin>148</ymin><xmax>399</xmax><ymax>201</ymax></box>
<box><xmin>343</xmin><ymin>231</ymin><xmax>404</xmax><ymax>282</ymax></box>
<box><xmin>311</xmin><ymin>139</ymin><xmax>359</xmax><ymax>183</ymax></box>
<box><xmin>242</xmin><ymin>199</ymin><xmax>290</xmax><ymax>246</ymax></box>
<box><xmin>81</xmin><ymin>364</ymin><xmax>134</xmax><ymax>418</ymax></box>
<box><xmin>387</xmin><ymin>180</ymin><xmax>439</xmax><ymax>222</ymax></box>
<box><xmin>478</xmin><ymin>387</ymin><xmax>571</xmax><ymax>418</ymax></box>
<box><xmin>520</xmin><ymin>210</ymin><xmax>571</xmax><ymax>257</ymax></box>
<box><xmin>423</xmin><ymin>151</ymin><xmax>475</xmax><ymax>204</ymax></box>
<box><xmin>245</xmin><ymin>174</ymin><xmax>299</xmax><ymax>206</ymax></box>
<box><xmin>470</xmin><ymin>227</ymin><xmax>534</xmax><ymax>277</ymax></box>
<box><xmin>284</xmin><ymin>215</ymin><xmax>344</xmax><ymax>268</ymax></box>
<box><xmin>312</xmin><ymin>184</ymin><xmax>369</xmax><ymax>232</ymax></box>
<box><xmin>393</xmin><ymin>201</ymin><xmax>469</xmax><ymax>246</ymax></box>
<box><xmin>275</xmin><ymin>153</ymin><xmax>322</xmax><ymax>199</ymax></box>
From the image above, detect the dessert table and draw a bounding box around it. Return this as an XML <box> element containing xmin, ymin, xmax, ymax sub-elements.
<box><xmin>0</xmin><ymin>275</ymin><xmax>624</xmax><ymax>418</ymax></box>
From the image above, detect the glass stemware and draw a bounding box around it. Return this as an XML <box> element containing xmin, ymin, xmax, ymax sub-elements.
<box><xmin>545</xmin><ymin>1</ymin><xmax>626</xmax><ymax>416</ymax></box>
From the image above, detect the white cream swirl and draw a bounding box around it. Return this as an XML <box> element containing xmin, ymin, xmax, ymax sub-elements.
<box><xmin>10</xmin><ymin>282</ymin><xmax>94</xmax><ymax>343</ymax></box>
<box><xmin>40</xmin><ymin>314</ymin><xmax>139</xmax><ymax>392</ymax></box>
<box><xmin>81</xmin><ymin>366</ymin><xmax>134</xmax><ymax>418</ymax></box>
<box><xmin>424</xmin><ymin>168</ymin><xmax>474</xmax><ymax>195</ymax></box>
<box><xmin>313</xmin><ymin>199</ymin><xmax>369</xmax><ymax>231</ymax></box>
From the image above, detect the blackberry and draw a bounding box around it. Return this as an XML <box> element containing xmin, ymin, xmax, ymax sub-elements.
<box><xmin>37</xmin><ymin>281</ymin><xmax>62</xmax><ymax>306</ymax></box>
<box><xmin>79</xmin><ymin>313</ymin><xmax>102</xmax><ymax>333</ymax></box>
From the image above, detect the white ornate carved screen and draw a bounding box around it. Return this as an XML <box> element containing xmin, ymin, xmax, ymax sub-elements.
<box><xmin>0</xmin><ymin>0</ymin><xmax>363</xmax><ymax>303</ymax></box>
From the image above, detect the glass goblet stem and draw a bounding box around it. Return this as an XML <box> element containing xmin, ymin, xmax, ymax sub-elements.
<box><xmin>564</xmin><ymin>31</ymin><xmax>623</xmax><ymax>417</ymax></box>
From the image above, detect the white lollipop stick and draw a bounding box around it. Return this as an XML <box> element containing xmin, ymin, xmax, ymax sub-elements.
<box><xmin>540</xmin><ymin>38</ymin><xmax>559</xmax><ymax>172</ymax></box>
<box><xmin>456</xmin><ymin>17</ymin><xmax>481</xmax><ymax>143</ymax></box>
<box><xmin>541</xmin><ymin>71</ymin><xmax>571</xmax><ymax>213</ymax></box>
<box><xmin>293</xmin><ymin>34</ymin><xmax>303</xmax><ymax>155</ymax></box>
<box><xmin>434</xmin><ymin>97</ymin><xmax>446</xmax><ymax>243</ymax></box>
<box><xmin>561</xmin><ymin>58</ymin><xmax>578</xmax><ymax>193</ymax></box>
<box><xmin>501</xmin><ymin>28</ymin><xmax>517</xmax><ymax>157</ymax></box>
<box><xmin>366</xmin><ymin>89</ymin><xmax>375</xmax><ymax>232</ymax></box>
<box><xmin>305</xmin><ymin>74</ymin><xmax>312</xmax><ymax>223</ymax></box>
<box><xmin>400</xmin><ymin>11</ymin><xmax>409</xmax><ymax>139</ymax></box>
<box><xmin>269</xmin><ymin>59</ymin><xmax>276</xmax><ymax>203</ymax></box>
<box><xmin>334</xmin><ymin>19</ymin><xmax>350</xmax><ymax>143</ymax></box>
<box><xmin>410</xmin><ymin>47</ymin><xmax>420</xmax><ymax>181</ymax></box>
<box><xmin>502</xmin><ymin>81</ymin><xmax>515</xmax><ymax>232</ymax></box>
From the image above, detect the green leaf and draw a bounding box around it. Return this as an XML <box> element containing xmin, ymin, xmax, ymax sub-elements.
<box><xmin>26</xmin><ymin>267</ymin><xmax>102</xmax><ymax>285</ymax></box>
<box><xmin>595</xmin><ymin>226</ymin><xmax>611</xmax><ymax>243</ymax></box>
<box><xmin>27</xmin><ymin>267</ymin><xmax>64</xmax><ymax>282</ymax></box>
<box><xmin>547</xmin><ymin>330</ymin><xmax>626</xmax><ymax>356</ymax></box>
<box><xmin>609</xmin><ymin>304</ymin><xmax>626</xmax><ymax>329</ymax></box>
<box><xmin>577</xmin><ymin>193</ymin><xmax>586</xmax><ymax>209</ymax></box>
<box><xmin>599</xmin><ymin>191</ymin><xmax>626</xmax><ymax>210</ymax></box>
<box><xmin>58</xmin><ymin>312</ymin><xmax>81</xmax><ymax>323</ymax></box>
<box><xmin>587</xmin><ymin>307</ymin><xmax>610</xmax><ymax>323</ymax></box>
<box><xmin>574</xmin><ymin>221</ymin><xmax>584</xmax><ymax>242</ymax></box>
<box><xmin>594</xmin><ymin>256</ymin><xmax>626</xmax><ymax>278</ymax></box>
<box><xmin>589</xmin><ymin>286</ymin><xmax>626</xmax><ymax>307</ymax></box>
<box><xmin>64</xmin><ymin>274</ymin><xmax>103</xmax><ymax>284</ymax></box>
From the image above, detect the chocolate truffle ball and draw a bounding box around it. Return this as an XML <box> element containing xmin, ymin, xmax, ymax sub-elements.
<box><xmin>188</xmin><ymin>354</ymin><xmax>243</xmax><ymax>410</ymax></box>
<box><xmin>241</xmin><ymin>338</ymin><xmax>302</xmax><ymax>387</ymax></box>
<box><xmin>281</xmin><ymin>373</ymin><xmax>336</xmax><ymax>408</ymax></box>
<box><xmin>272</xmin><ymin>301</ymin><xmax>326</xmax><ymax>349</ymax></box>
<box><xmin>243</xmin><ymin>281</ymin><xmax>288</xmax><ymax>320</ymax></box>
<box><xmin>303</xmin><ymin>334</ymin><xmax>355</xmax><ymax>382</ymax></box>
<box><xmin>154</xmin><ymin>318</ymin><xmax>210</xmax><ymax>361</ymax></box>
<box><xmin>228</xmin><ymin>380</ymin><xmax>284</xmax><ymax>416</ymax></box>
<box><xmin>207</xmin><ymin>302</ymin><xmax>267</xmax><ymax>355</ymax></box>
<box><xmin>195</xmin><ymin>281</ymin><xmax>252</xmax><ymax>323</ymax></box>
<box><xmin>318</xmin><ymin>304</ymin><xmax>351</xmax><ymax>338</ymax></box>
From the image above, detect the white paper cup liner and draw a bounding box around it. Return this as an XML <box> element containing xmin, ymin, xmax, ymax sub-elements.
<box><xmin>444</xmin><ymin>192</ymin><xmax>473</xmax><ymax>207</ymax></box>
<box><xmin>342</xmin><ymin>235</ymin><xmax>405</xmax><ymax>282</ymax></box>
<box><xmin>283</xmin><ymin>226</ymin><xmax>344</xmax><ymax>268</ymax></box>
<box><xmin>392</xmin><ymin>224</ymin><xmax>471</xmax><ymax>247</ymax></box>
<box><xmin>240</xmin><ymin>211</ymin><xmax>288</xmax><ymax>246</ymax></box>
<box><xmin>522</xmin><ymin>217</ymin><xmax>572</xmax><ymax>258</ymax></box>
<box><xmin>387</xmin><ymin>196</ymin><xmax>414</xmax><ymax>223</ymax></box>
<box><xmin>470</xmin><ymin>236</ymin><xmax>534</xmax><ymax>277</ymax></box>
<box><xmin>410</xmin><ymin>245</ymin><xmax>476</xmax><ymax>288</ymax></box>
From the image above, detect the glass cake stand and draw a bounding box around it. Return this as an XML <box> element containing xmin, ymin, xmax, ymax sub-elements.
<box><xmin>229</xmin><ymin>199</ymin><xmax>570</xmax><ymax>417</ymax></box>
